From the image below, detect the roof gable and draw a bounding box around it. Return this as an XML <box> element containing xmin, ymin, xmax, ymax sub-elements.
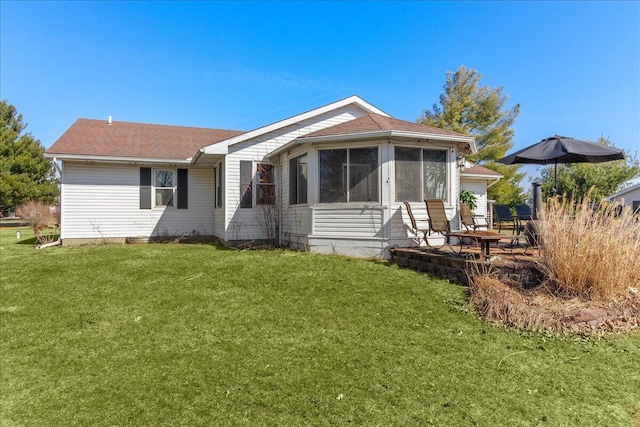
<box><xmin>47</xmin><ymin>119</ymin><xmax>243</xmax><ymax>161</ymax></box>
<box><xmin>200</xmin><ymin>95</ymin><xmax>388</xmax><ymax>155</ymax></box>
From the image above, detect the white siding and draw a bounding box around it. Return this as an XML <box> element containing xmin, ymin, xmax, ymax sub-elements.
<box><xmin>60</xmin><ymin>162</ymin><xmax>215</xmax><ymax>240</ymax></box>
<box><xmin>224</xmin><ymin>105</ymin><xmax>368</xmax><ymax>241</ymax></box>
<box><xmin>461</xmin><ymin>178</ymin><xmax>489</xmax><ymax>220</ymax></box>
<box><xmin>311</xmin><ymin>206</ymin><xmax>384</xmax><ymax>238</ymax></box>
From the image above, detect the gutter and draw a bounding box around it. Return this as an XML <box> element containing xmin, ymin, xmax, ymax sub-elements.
<box><xmin>44</xmin><ymin>153</ymin><xmax>192</xmax><ymax>165</ymax></box>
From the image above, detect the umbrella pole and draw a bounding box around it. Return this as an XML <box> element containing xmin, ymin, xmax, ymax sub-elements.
<box><xmin>553</xmin><ymin>161</ymin><xmax>558</xmax><ymax>195</ymax></box>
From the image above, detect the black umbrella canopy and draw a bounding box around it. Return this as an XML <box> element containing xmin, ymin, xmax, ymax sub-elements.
<box><xmin>497</xmin><ymin>135</ymin><xmax>625</xmax><ymax>166</ymax></box>
<box><xmin>497</xmin><ymin>135</ymin><xmax>625</xmax><ymax>195</ymax></box>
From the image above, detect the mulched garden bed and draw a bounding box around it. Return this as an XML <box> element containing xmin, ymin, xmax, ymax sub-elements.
<box><xmin>469</xmin><ymin>275</ymin><xmax>640</xmax><ymax>335</ymax></box>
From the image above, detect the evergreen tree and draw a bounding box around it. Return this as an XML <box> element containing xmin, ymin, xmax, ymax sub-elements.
<box><xmin>419</xmin><ymin>66</ymin><xmax>525</xmax><ymax>204</ymax></box>
<box><xmin>0</xmin><ymin>100</ymin><xmax>58</xmax><ymax>214</ymax></box>
<box><xmin>539</xmin><ymin>137</ymin><xmax>640</xmax><ymax>201</ymax></box>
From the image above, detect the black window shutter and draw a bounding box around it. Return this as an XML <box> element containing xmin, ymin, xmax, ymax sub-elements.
<box><xmin>140</xmin><ymin>167</ymin><xmax>152</xmax><ymax>209</ymax></box>
<box><xmin>177</xmin><ymin>168</ymin><xmax>188</xmax><ymax>209</ymax></box>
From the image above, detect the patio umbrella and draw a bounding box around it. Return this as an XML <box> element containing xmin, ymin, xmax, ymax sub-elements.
<box><xmin>497</xmin><ymin>135</ymin><xmax>625</xmax><ymax>194</ymax></box>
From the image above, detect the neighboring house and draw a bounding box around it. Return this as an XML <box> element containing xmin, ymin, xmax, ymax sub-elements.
<box><xmin>603</xmin><ymin>183</ymin><xmax>640</xmax><ymax>214</ymax></box>
<box><xmin>46</xmin><ymin>95</ymin><xmax>487</xmax><ymax>258</ymax></box>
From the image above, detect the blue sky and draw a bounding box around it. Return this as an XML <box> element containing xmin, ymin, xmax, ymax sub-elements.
<box><xmin>1</xmin><ymin>1</ymin><xmax>639</xmax><ymax>183</ymax></box>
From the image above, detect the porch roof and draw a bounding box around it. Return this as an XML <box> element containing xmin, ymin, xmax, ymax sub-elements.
<box><xmin>268</xmin><ymin>113</ymin><xmax>476</xmax><ymax>158</ymax></box>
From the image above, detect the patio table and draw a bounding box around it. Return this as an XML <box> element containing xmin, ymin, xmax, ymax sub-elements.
<box><xmin>448</xmin><ymin>230</ymin><xmax>508</xmax><ymax>261</ymax></box>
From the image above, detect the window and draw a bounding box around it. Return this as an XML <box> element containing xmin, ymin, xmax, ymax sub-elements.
<box><xmin>140</xmin><ymin>168</ymin><xmax>186</xmax><ymax>209</ymax></box>
<box><xmin>633</xmin><ymin>200</ymin><xmax>640</xmax><ymax>215</ymax></box>
<box><xmin>155</xmin><ymin>170</ymin><xmax>175</xmax><ymax>207</ymax></box>
<box><xmin>257</xmin><ymin>163</ymin><xmax>275</xmax><ymax>205</ymax></box>
<box><xmin>319</xmin><ymin>147</ymin><xmax>378</xmax><ymax>203</ymax></box>
<box><xmin>239</xmin><ymin>161</ymin><xmax>275</xmax><ymax>208</ymax></box>
<box><xmin>395</xmin><ymin>146</ymin><xmax>448</xmax><ymax>202</ymax></box>
<box><xmin>289</xmin><ymin>154</ymin><xmax>307</xmax><ymax>205</ymax></box>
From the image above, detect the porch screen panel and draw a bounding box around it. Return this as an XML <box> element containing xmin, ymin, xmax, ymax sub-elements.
<box><xmin>395</xmin><ymin>147</ymin><xmax>421</xmax><ymax>202</ymax></box>
<box><xmin>319</xmin><ymin>149</ymin><xmax>347</xmax><ymax>203</ymax></box>
<box><xmin>423</xmin><ymin>149</ymin><xmax>447</xmax><ymax>201</ymax></box>
<box><xmin>349</xmin><ymin>148</ymin><xmax>378</xmax><ymax>202</ymax></box>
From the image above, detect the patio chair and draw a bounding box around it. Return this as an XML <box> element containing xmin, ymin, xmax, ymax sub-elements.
<box><xmin>493</xmin><ymin>204</ymin><xmax>517</xmax><ymax>234</ymax></box>
<box><xmin>424</xmin><ymin>199</ymin><xmax>453</xmax><ymax>249</ymax></box>
<box><xmin>402</xmin><ymin>201</ymin><xmax>429</xmax><ymax>245</ymax></box>
<box><xmin>514</xmin><ymin>204</ymin><xmax>533</xmax><ymax>234</ymax></box>
<box><xmin>460</xmin><ymin>203</ymin><xmax>487</xmax><ymax>231</ymax></box>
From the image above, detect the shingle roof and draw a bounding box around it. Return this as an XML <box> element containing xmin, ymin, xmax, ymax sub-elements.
<box><xmin>47</xmin><ymin>119</ymin><xmax>244</xmax><ymax>160</ymax></box>
<box><xmin>462</xmin><ymin>163</ymin><xmax>502</xmax><ymax>177</ymax></box>
<box><xmin>299</xmin><ymin>113</ymin><xmax>469</xmax><ymax>139</ymax></box>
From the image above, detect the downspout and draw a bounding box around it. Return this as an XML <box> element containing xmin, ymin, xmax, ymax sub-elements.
<box><xmin>486</xmin><ymin>177</ymin><xmax>501</xmax><ymax>189</ymax></box>
<box><xmin>37</xmin><ymin>239</ymin><xmax>62</xmax><ymax>249</ymax></box>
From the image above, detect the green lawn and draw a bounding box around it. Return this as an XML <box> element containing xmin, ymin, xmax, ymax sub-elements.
<box><xmin>1</xmin><ymin>227</ymin><xmax>639</xmax><ymax>426</ymax></box>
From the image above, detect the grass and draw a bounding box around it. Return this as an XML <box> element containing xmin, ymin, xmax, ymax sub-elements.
<box><xmin>1</xmin><ymin>227</ymin><xmax>639</xmax><ymax>426</ymax></box>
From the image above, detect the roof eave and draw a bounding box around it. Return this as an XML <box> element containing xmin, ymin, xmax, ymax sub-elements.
<box><xmin>603</xmin><ymin>182</ymin><xmax>640</xmax><ymax>200</ymax></box>
<box><xmin>268</xmin><ymin>130</ymin><xmax>476</xmax><ymax>159</ymax></box>
<box><xmin>45</xmin><ymin>152</ymin><xmax>192</xmax><ymax>165</ymax></box>
<box><xmin>460</xmin><ymin>172</ymin><xmax>503</xmax><ymax>180</ymax></box>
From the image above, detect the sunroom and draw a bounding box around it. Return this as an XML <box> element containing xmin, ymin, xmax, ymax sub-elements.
<box><xmin>269</xmin><ymin>114</ymin><xmax>476</xmax><ymax>258</ymax></box>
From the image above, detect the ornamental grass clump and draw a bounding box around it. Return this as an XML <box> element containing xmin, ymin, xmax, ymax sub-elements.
<box><xmin>537</xmin><ymin>194</ymin><xmax>640</xmax><ymax>301</ymax></box>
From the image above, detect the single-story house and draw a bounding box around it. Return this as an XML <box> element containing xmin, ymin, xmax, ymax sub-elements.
<box><xmin>45</xmin><ymin>95</ymin><xmax>501</xmax><ymax>258</ymax></box>
<box><xmin>603</xmin><ymin>183</ymin><xmax>640</xmax><ymax>214</ymax></box>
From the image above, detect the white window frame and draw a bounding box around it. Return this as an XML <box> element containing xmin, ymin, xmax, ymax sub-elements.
<box><xmin>318</xmin><ymin>146</ymin><xmax>380</xmax><ymax>204</ymax></box>
<box><xmin>239</xmin><ymin>161</ymin><xmax>276</xmax><ymax>208</ymax></box>
<box><xmin>394</xmin><ymin>145</ymin><xmax>450</xmax><ymax>204</ymax></box>
<box><xmin>153</xmin><ymin>168</ymin><xmax>176</xmax><ymax>208</ymax></box>
<box><xmin>256</xmin><ymin>162</ymin><xmax>275</xmax><ymax>206</ymax></box>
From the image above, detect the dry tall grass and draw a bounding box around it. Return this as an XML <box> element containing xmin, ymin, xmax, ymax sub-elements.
<box><xmin>537</xmin><ymin>195</ymin><xmax>640</xmax><ymax>301</ymax></box>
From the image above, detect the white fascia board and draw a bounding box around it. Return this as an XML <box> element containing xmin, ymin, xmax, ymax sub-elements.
<box><xmin>201</xmin><ymin>95</ymin><xmax>389</xmax><ymax>155</ymax></box>
<box><xmin>44</xmin><ymin>153</ymin><xmax>192</xmax><ymax>165</ymax></box>
<box><xmin>461</xmin><ymin>173</ymin><xmax>504</xmax><ymax>180</ymax></box>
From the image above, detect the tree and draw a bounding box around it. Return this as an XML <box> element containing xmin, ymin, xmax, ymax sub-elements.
<box><xmin>419</xmin><ymin>66</ymin><xmax>525</xmax><ymax>204</ymax></box>
<box><xmin>539</xmin><ymin>137</ymin><xmax>640</xmax><ymax>202</ymax></box>
<box><xmin>0</xmin><ymin>100</ymin><xmax>58</xmax><ymax>214</ymax></box>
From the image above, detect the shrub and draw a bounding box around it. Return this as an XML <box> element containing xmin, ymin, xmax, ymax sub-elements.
<box><xmin>536</xmin><ymin>194</ymin><xmax>640</xmax><ymax>301</ymax></box>
<box><xmin>16</xmin><ymin>201</ymin><xmax>60</xmax><ymax>244</ymax></box>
